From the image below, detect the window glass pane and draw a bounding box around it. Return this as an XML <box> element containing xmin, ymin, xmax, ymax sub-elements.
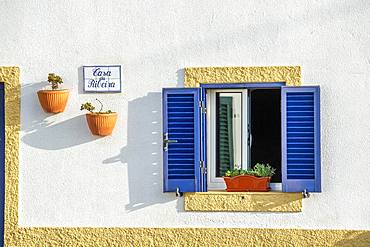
<box><xmin>216</xmin><ymin>92</ymin><xmax>242</xmax><ymax>177</ymax></box>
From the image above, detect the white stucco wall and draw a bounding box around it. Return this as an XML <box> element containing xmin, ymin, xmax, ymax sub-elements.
<box><xmin>0</xmin><ymin>0</ymin><xmax>369</xmax><ymax>229</ymax></box>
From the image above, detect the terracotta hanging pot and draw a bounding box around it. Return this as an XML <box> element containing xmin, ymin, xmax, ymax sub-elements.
<box><xmin>85</xmin><ymin>112</ymin><xmax>118</xmax><ymax>136</ymax></box>
<box><xmin>37</xmin><ymin>89</ymin><xmax>69</xmax><ymax>113</ymax></box>
<box><xmin>223</xmin><ymin>175</ymin><xmax>271</xmax><ymax>192</ymax></box>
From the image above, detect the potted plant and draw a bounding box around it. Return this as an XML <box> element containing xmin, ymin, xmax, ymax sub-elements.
<box><xmin>37</xmin><ymin>73</ymin><xmax>69</xmax><ymax>113</ymax></box>
<box><xmin>223</xmin><ymin>163</ymin><xmax>276</xmax><ymax>192</ymax></box>
<box><xmin>80</xmin><ymin>99</ymin><xmax>117</xmax><ymax>136</ymax></box>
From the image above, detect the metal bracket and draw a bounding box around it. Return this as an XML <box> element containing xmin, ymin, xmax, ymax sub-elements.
<box><xmin>176</xmin><ymin>187</ymin><xmax>183</xmax><ymax>197</ymax></box>
<box><xmin>302</xmin><ymin>189</ymin><xmax>310</xmax><ymax>198</ymax></box>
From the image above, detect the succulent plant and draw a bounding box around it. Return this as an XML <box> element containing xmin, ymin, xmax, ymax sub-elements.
<box><xmin>80</xmin><ymin>98</ymin><xmax>113</xmax><ymax>114</ymax></box>
<box><xmin>80</xmin><ymin>102</ymin><xmax>95</xmax><ymax>113</ymax></box>
<box><xmin>47</xmin><ymin>73</ymin><xmax>63</xmax><ymax>90</ymax></box>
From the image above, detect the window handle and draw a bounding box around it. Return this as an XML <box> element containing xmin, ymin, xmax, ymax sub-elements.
<box><xmin>163</xmin><ymin>133</ymin><xmax>178</xmax><ymax>151</ymax></box>
<box><xmin>249</xmin><ymin>133</ymin><xmax>252</xmax><ymax>148</ymax></box>
<box><xmin>165</xmin><ymin>139</ymin><xmax>178</xmax><ymax>144</ymax></box>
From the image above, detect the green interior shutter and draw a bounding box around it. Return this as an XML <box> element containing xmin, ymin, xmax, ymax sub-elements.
<box><xmin>217</xmin><ymin>96</ymin><xmax>234</xmax><ymax>176</ymax></box>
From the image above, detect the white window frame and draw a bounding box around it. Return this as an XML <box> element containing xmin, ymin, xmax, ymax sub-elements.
<box><xmin>206</xmin><ymin>88</ymin><xmax>282</xmax><ymax>191</ymax></box>
<box><xmin>207</xmin><ymin>89</ymin><xmax>249</xmax><ymax>190</ymax></box>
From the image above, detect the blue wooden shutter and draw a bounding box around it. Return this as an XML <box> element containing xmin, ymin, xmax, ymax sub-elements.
<box><xmin>282</xmin><ymin>86</ymin><xmax>321</xmax><ymax>192</ymax></box>
<box><xmin>163</xmin><ymin>88</ymin><xmax>202</xmax><ymax>193</ymax></box>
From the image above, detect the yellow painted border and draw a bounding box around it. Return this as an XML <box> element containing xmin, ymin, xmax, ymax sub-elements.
<box><xmin>184</xmin><ymin>192</ymin><xmax>302</xmax><ymax>212</ymax></box>
<box><xmin>0</xmin><ymin>67</ymin><xmax>21</xmax><ymax>246</ymax></box>
<box><xmin>184</xmin><ymin>66</ymin><xmax>301</xmax><ymax>87</ymax></box>
<box><xmin>1</xmin><ymin>66</ymin><xmax>369</xmax><ymax>246</ymax></box>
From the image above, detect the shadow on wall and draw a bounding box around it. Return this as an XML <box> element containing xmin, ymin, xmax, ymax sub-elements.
<box><xmin>21</xmin><ymin>82</ymin><xmax>99</xmax><ymax>149</ymax></box>
<box><xmin>103</xmin><ymin>92</ymin><xmax>181</xmax><ymax>212</ymax></box>
<box><xmin>334</xmin><ymin>231</ymin><xmax>370</xmax><ymax>246</ymax></box>
<box><xmin>176</xmin><ymin>69</ymin><xmax>184</xmax><ymax>87</ymax></box>
<box><xmin>77</xmin><ymin>66</ymin><xmax>86</xmax><ymax>94</ymax></box>
<box><xmin>21</xmin><ymin>82</ymin><xmax>182</xmax><ymax>211</ymax></box>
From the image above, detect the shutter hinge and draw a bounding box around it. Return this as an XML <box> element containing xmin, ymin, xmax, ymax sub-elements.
<box><xmin>200</xmin><ymin>160</ymin><xmax>207</xmax><ymax>174</ymax></box>
<box><xmin>199</xmin><ymin>100</ymin><xmax>207</xmax><ymax>114</ymax></box>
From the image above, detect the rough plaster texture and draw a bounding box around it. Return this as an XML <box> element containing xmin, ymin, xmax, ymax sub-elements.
<box><xmin>8</xmin><ymin>228</ymin><xmax>370</xmax><ymax>247</ymax></box>
<box><xmin>184</xmin><ymin>192</ymin><xmax>302</xmax><ymax>212</ymax></box>
<box><xmin>0</xmin><ymin>67</ymin><xmax>21</xmax><ymax>245</ymax></box>
<box><xmin>184</xmin><ymin>66</ymin><xmax>301</xmax><ymax>87</ymax></box>
<box><xmin>0</xmin><ymin>0</ymin><xmax>369</xmax><ymax>242</ymax></box>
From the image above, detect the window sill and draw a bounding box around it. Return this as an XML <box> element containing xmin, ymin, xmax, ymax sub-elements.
<box><xmin>184</xmin><ymin>191</ymin><xmax>302</xmax><ymax>212</ymax></box>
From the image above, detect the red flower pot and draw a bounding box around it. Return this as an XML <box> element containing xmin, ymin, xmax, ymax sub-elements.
<box><xmin>37</xmin><ymin>89</ymin><xmax>69</xmax><ymax>113</ymax></box>
<box><xmin>85</xmin><ymin>113</ymin><xmax>118</xmax><ymax>136</ymax></box>
<box><xmin>223</xmin><ymin>175</ymin><xmax>271</xmax><ymax>192</ymax></box>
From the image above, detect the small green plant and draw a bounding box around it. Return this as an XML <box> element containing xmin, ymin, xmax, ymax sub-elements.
<box><xmin>80</xmin><ymin>98</ymin><xmax>113</xmax><ymax>114</ymax></box>
<box><xmin>225</xmin><ymin>169</ymin><xmax>257</xmax><ymax>177</ymax></box>
<box><xmin>253</xmin><ymin>163</ymin><xmax>276</xmax><ymax>177</ymax></box>
<box><xmin>224</xmin><ymin>163</ymin><xmax>275</xmax><ymax>177</ymax></box>
<box><xmin>47</xmin><ymin>73</ymin><xmax>63</xmax><ymax>90</ymax></box>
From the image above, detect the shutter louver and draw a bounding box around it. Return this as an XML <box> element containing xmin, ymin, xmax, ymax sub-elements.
<box><xmin>282</xmin><ymin>87</ymin><xmax>321</xmax><ymax>192</ymax></box>
<box><xmin>217</xmin><ymin>97</ymin><xmax>234</xmax><ymax>176</ymax></box>
<box><xmin>163</xmin><ymin>88</ymin><xmax>202</xmax><ymax>193</ymax></box>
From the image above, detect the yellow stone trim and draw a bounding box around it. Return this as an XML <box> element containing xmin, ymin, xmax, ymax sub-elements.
<box><xmin>184</xmin><ymin>192</ymin><xmax>302</xmax><ymax>212</ymax></box>
<box><xmin>9</xmin><ymin>228</ymin><xmax>370</xmax><ymax>246</ymax></box>
<box><xmin>184</xmin><ymin>66</ymin><xmax>302</xmax><ymax>213</ymax></box>
<box><xmin>1</xmin><ymin>66</ymin><xmax>369</xmax><ymax>246</ymax></box>
<box><xmin>0</xmin><ymin>67</ymin><xmax>21</xmax><ymax>244</ymax></box>
<box><xmin>184</xmin><ymin>66</ymin><xmax>301</xmax><ymax>87</ymax></box>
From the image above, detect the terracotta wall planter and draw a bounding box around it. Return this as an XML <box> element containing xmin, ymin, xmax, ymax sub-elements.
<box><xmin>85</xmin><ymin>113</ymin><xmax>118</xmax><ymax>136</ymax></box>
<box><xmin>37</xmin><ymin>89</ymin><xmax>69</xmax><ymax>113</ymax></box>
<box><xmin>223</xmin><ymin>175</ymin><xmax>271</xmax><ymax>192</ymax></box>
